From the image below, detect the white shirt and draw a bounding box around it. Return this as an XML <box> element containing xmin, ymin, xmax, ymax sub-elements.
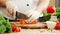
<box><xmin>0</xmin><ymin>0</ymin><xmax>44</xmax><ymax>20</ymax></box>
<box><xmin>12</xmin><ymin>0</ymin><xmax>39</xmax><ymax>12</ymax></box>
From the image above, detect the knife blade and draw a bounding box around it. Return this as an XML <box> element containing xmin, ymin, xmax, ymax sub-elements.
<box><xmin>15</xmin><ymin>11</ymin><xmax>29</xmax><ymax>20</ymax></box>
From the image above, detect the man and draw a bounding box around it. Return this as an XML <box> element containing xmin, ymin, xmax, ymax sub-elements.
<box><xmin>0</xmin><ymin>0</ymin><xmax>50</xmax><ymax>23</ymax></box>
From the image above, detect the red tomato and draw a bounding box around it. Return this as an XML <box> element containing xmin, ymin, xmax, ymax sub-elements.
<box><xmin>47</xmin><ymin>6</ymin><xmax>55</xmax><ymax>14</ymax></box>
<box><xmin>55</xmin><ymin>23</ymin><xmax>60</xmax><ymax>30</ymax></box>
<box><xmin>20</xmin><ymin>19</ymin><xmax>26</xmax><ymax>25</ymax></box>
<box><xmin>32</xmin><ymin>20</ymin><xmax>38</xmax><ymax>24</ymax></box>
<box><xmin>12</xmin><ymin>25</ymin><xmax>21</xmax><ymax>32</ymax></box>
<box><xmin>14</xmin><ymin>27</ymin><xmax>21</xmax><ymax>32</ymax></box>
<box><xmin>12</xmin><ymin>26</ymin><xmax>16</xmax><ymax>32</ymax></box>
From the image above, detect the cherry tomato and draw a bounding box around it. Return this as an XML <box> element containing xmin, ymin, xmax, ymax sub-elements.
<box><xmin>20</xmin><ymin>19</ymin><xmax>26</xmax><ymax>25</ymax></box>
<box><xmin>12</xmin><ymin>25</ymin><xmax>21</xmax><ymax>32</ymax></box>
<box><xmin>14</xmin><ymin>27</ymin><xmax>21</xmax><ymax>32</ymax></box>
<box><xmin>12</xmin><ymin>25</ymin><xmax>16</xmax><ymax>32</ymax></box>
<box><xmin>55</xmin><ymin>23</ymin><xmax>60</xmax><ymax>30</ymax></box>
<box><xmin>32</xmin><ymin>20</ymin><xmax>38</xmax><ymax>24</ymax></box>
<box><xmin>47</xmin><ymin>6</ymin><xmax>55</xmax><ymax>14</ymax></box>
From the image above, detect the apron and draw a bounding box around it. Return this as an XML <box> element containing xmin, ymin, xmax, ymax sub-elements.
<box><xmin>0</xmin><ymin>0</ymin><xmax>43</xmax><ymax>20</ymax></box>
<box><xmin>12</xmin><ymin>0</ymin><xmax>39</xmax><ymax>12</ymax></box>
<box><xmin>11</xmin><ymin>0</ymin><xmax>41</xmax><ymax>20</ymax></box>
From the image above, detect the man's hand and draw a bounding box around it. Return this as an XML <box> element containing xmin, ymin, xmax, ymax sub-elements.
<box><xmin>25</xmin><ymin>9</ymin><xmax>43</xmax><ymax>23</ymax></box>
<box><xmin>28</xmin><ymin>10</ymin><xmax>40</xmax><ymax>23</ymax></box>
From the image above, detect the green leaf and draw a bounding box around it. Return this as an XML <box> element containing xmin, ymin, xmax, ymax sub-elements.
<box><xmin>56</xmin><ymin>7</ymin><xmax>60</xmax><ymax>12</ymax></box>
<box><xmin>0</xmin><ymin>25</ymin><xmax>6</xmax><ymax>34</ymax></box>
<box><xmin>44</xmin><ymin>14</ymin><xmax>51</xmax><ymax>21</ymax></box>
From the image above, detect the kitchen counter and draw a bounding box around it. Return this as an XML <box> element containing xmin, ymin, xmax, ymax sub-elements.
<box><xmin>5</xmin><ymin>29</ymin><xmax>60</xmax><ymax>34</ymax></box>
<box><xmin>4</xmin><ymin>22</ymin><xmax>60</xmax><ymax>34</ymax></box>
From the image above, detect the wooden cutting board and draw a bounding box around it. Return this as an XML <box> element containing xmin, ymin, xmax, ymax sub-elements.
<box><xmin>10</xmin><ymin>22</ymin><xmax>47</xmax><ymax>29</ymax></box>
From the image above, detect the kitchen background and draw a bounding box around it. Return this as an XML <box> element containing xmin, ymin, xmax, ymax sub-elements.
<box><xmin>55</xmin><ymin>0</ymin><xmax>60</xmax><ymax>7</ymax></box>
<box><xmin>49</xmin><ymin>0</ymin><xmax>55</xmax><ymax>6</ymax></box>
<box><xmin>50</xmin><ymin>0</ymin><xmax>60</xmax><ymax>7</ymax></box>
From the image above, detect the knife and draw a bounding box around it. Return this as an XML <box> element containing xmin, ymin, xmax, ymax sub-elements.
<box><xmin>15</xmin><ymin>11</ymin><xmax>29</xmax><ymax>20</ymax></box>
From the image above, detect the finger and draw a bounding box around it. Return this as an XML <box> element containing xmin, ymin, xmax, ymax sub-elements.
<box><xmin>31</xmin><ymin>18</ymin><xmax>37</xmax><ymax>23</ymax></box>
<box><xmin>28</xmin><ymin>16</ymin><xmax>34</xmax><ymax>23</ymax></box>
<box><xmin>27</xmin><ymin>12</ymin><xmax>32</xmax><ymax>17</ymax></box>
<box><xmin>25</xmin><ymin>20</ymin><xmax>29</xmax><ymax>23</ymax></box>
<box><xmin>25</xmin><ymin>10</ymin><xmax>33</xmax><ymax>17</ymax></box>
<box><xmin>31</xmin><ymin>16</ymin><xmax>39</xmax><ymax>23</ymax></box>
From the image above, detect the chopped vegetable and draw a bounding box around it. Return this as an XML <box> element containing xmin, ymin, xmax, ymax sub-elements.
<box><xmin>19</xmin><ymin>19</ymin><xmax>26</xmax><ymax>25</ymax></box>
<box><xmin>20</xmin><ymin>19</ymin><xmax>38</xmax><ymax>24</ymax></box>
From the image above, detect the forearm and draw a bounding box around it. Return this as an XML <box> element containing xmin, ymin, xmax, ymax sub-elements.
<box><xmin>36</xmin><ymin>0</ymin><xmax>50</xmax><ymax>11</ymax></box>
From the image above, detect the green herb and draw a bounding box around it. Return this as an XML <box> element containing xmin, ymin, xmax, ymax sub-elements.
<box><xmin>0</xmin><ymin>12</ymin><xmax>12</xmax><ymax>34</ymax></box>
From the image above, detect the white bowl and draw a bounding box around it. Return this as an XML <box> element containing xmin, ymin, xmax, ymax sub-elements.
<box><xmin>46</xmin><ymin>21</ymin><xmax>56</xmax><ymax>29</ymax></box>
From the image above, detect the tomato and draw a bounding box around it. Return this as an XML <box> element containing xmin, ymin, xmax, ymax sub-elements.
<box><xmin>55</xmin><ymin>23</ymin><xmax>60</xmax><ymax>30</ymax></box>
<box><xmin>14</xmin><ymin>27</ymin><xmax>21</xmax><ymax>32</ymax></box>
<box><xmin>20</xmin><ymin>19</ymin><xmax>26</xmax><ymax>25</ymax></box>
<box><xmin>47</xmin><ymin>6</ymin><xmax>55</xmax><ymax>14</ymax></box>
<box><xmin>12</xmin><ymin>25</ymin><xmax>16</xmax><ymax>32</ymax></box>
<box><xmin>20</xmin><ymin>19</ymin><xmax>38</xmax><ymax>24</ymax></box>
<box><xmin>12</xmin><ymin>25</ymin><xmax>21</xmax><ymax>32</ymax></box>
<box><xmin>32</xmin><ymin>20</ymin><xmax>38</xmax><ymax>24</ymax></box>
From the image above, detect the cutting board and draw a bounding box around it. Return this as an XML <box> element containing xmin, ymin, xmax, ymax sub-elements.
<box><xmin>10</xmin><ymin>22</ymin><xmax>47</xmax><ymax>29</ymax></box>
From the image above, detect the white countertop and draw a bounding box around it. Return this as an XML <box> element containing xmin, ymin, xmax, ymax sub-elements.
<box><xmin>5</xmin><ymin>29</ymin><xmax>60</xmax><ymax>34</ymax></box>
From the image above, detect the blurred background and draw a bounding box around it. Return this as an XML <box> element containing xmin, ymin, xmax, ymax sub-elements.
<box><xmin>55</xmin><ymin>0</ymin><xmax>60</xmax><ymax>7</ymax></box>
<box><xmin>49</xmin><ymin>0</ymin><xmax>55</xmax><ymax>6</ymax></box>
<box><xmin>50</xmin><ymin>0</ymin><xmax>60</xmax><ymax>7</ymax></box>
